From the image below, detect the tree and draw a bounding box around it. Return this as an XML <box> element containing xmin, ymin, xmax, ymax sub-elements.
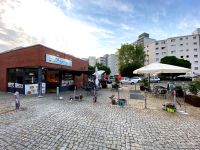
<box><xmin>95</xmin><ymin>63</ymin><xmax>111</xmax><ymax>75</ymax></box>
<box><xmin>88</xmin><ymin>65</ymin><xmax>95</xmax><ymax>71</ymax></box>
<box><xmin>118</xmin><ymin>44</ymin><xmax>145</xmax><ymax>77</ymax></box>
<box><xmin>160</xmin><ymin>56</ymin><xmax>191</xmax><ymax>80</ymax></box>
<box><xmin>160</xmin><ymin>56</ymin><xmax>191</xmax><ymax>68</ymax></box>
<box><xmin>120</xmin><ymin>63</ymin><xmax>141</xmax><ymax>78</ymax></box>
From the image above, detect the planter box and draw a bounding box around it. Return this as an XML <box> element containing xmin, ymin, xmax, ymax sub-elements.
<box><xmin>185</xmin><ymin>95</ymin><xmax>200</xmax><ymax>107</ymax></box>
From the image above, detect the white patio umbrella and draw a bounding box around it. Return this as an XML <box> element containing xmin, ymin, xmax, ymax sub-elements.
<box><xmin>133</xmin><ymin>62</ymin><xmax>191</xmax><ymax>109</ymax></box>
<box><xmin>133</xmin><ymin>62</ymin><xmax>191</xmax><ymax>74</ymax></box>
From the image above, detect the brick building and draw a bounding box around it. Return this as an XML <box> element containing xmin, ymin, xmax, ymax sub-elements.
<box><xmin>0</xmin><ymin>44</ymin><xmax>90</xmax><ymax>94</ymax></box>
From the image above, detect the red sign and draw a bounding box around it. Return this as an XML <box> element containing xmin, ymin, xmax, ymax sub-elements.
<box><xmin>118</xmin><ymin>72</ymin><xmax>122</xmax><ymax>81</ymax></box>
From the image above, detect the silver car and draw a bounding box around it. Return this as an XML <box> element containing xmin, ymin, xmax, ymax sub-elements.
<box><xmin>120</xmin><ymin>77</ymin><xmax>131</xmax><ymax>84</ymax></box>
<box><xmin>150</xmin><ymin>76</ymin><xmax>160</xmax><ymax>83</ymax></box>
<box><xmin>130</xmin><ymin>77</ymin><xmax>142</xmax><ymax>84</ymax></box>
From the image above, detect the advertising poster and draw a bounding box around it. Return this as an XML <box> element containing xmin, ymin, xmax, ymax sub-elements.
<box><xmin>25</xmin><ymin>83</ymin><xmax>46</xmax><ymax>95</ymax></box>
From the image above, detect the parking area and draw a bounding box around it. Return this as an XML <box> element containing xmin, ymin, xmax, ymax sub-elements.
<box><xmin>0</xmin><ymin>85</ymin><xmax>200</xmax><ymax>150</ymax></box>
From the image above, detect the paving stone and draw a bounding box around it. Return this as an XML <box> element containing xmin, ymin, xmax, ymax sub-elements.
<box><xmin>0</xmin><ymin>87</ymin><xmax>200</xmax><ymax>149</ymax></box>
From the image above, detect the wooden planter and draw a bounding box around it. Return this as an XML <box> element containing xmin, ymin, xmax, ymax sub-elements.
<box><xmin>185</xmin><ymin>95</ymin><xmax>200</xmax><ymax>107</ymax></box>
<box><xmin>140</xmin><ymin>85</ymin><xmax>145</xmax><ymax>91</ymax></box>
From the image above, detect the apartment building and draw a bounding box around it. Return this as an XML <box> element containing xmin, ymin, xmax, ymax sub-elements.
<box><xmin>134</xmin><ymin>32</ymin><xmax>155</xmax><ymax>47</ymax></box>
<box><xmin>144</xmin><ymin>28</ymin><xmax>200</xmax><ymax>75</ymax></box>
<box><xmin>96</xmin><ymin>56</ymin><xmax>106</xmax><ymax>66</ymax></box>
<box><xmin>107</xmin><ymin>54</ymin><xmax>118</xmax><ymax>76</ymax></box>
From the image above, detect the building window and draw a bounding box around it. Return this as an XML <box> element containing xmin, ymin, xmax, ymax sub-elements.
<box><xmin>194</xmin><ymin>61</ymin><xmax>198</xmax><ymax>64</ymax></box>
<box><xmin>155</xmin><ymin>42</ymin><xmax>159</xmax><ymax>45</ymax></box>
<box><xmin>194</xmin><ymin>55</ymin><xmax>198</xmax><ymax>58</ymax></box>
<box><xmin>171</xmin><ymin>39</ymin><xmax>175</xmax><ymax>42</ymax></box>
<box><xmin>171</xmin><ymin>50</ymin><xmax>176</xmax><ymax>54</ymax></box>
<box><xmin>161</xmin><ymin>47</ymin><xmax>165</xmax><ymax>49</ymax></box>
<box><xmin>193</xmin><ymin>36</ymin><xmax>196</xmax><ymax>39</ymax></box>
<box><xmin>180</xmin><ymin>37</ymin><xmax>183</xmax><ymax>40</ymax></box>
<box><xmin>194</xmin><ymin>67</ymin><xmax>198</xmax><ymax>70</ymax></box>
<box><xmin>162</xmin><ymin>52</ymin><xmax>166</xmax><ymax>55</ymax></box>
<box><xmin>180</xmin><ymin>50</ymin><xmax>184</xmax><ymax>52</ymax></box>
<box><xmin>186</xmin><ymin>55</ymin><xmax>189</xmax><ymax>58</ymax></box>
<box><xmin>186</xmin><ymin>49</ymin><xmax>189</xmax><ymax>52</ymax></box>
<box><xmin>171</xmin><ymin>44</ymin><xmax>176</xmax><ymax>47</ymax></box>
<box><xmin>180</xmin><ymin>56</ymin><xmax>183</xmax><ymax>58</ymax></box>
<box><xmin>16</xmin><ymin>68</ymin><xmax>24</xmax><ymax>84</ymax></box>
<box><xmin>194</xmin><ymin>42</ymin><xmax>197</xmax><ymax>45</ymax></box>
<box><xmin>185</xmin><ymin>37</ymin><xmax>188</xmax><ymax>40</ymax></box>
<box><xmin>156</xmin><ymin>47</ymin><xmax>159</xmax><ymax>50</ymax></box>
<box><xmin>156</xmin><ymin>53</ymin><xmax>159</xmax><ymax>55</ymax></box>
<box><xmin>180</xmin><ymin>44</ymin><xmax>183</xmax><ymax>46</ymax></box>
<box><xmin>161</xmin><ymin>41</ymin><xmax>165</xmax><ymax>44</ymax></box>
<box><xmin>156</xmin><ymin>58</ymin><xmax>159</xmax><ymax>61</ymax></box>
<box><xmin>8</xmin><ymin>69</ymin><xmax>15</xmax><ymax>83</ymax></box>
<box><xmin>194</xmin><ymin>48</ymin><xmax>198</xmax><ymax>52</ymax></box>
<box><xmin>24</xmin><ymin>68</ymin><xmax>38</xmax><ymax>84</ymax></box>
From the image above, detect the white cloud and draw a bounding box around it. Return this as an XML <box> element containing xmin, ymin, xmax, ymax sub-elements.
<box><xmin>177</xmin><ymin>16</ymin><xmax>200</xmax><ymax>33</ymax></box>
<box><xmin>120</xmin><ymin>24</ymin><xmax>134</xmax><ymax>31</ymax></box>
<box><xmin>63</xmin><ymin>0</ymin><xmax>73</xmax><ymax>10</ymax></box>
<box><xmin>91</xmin><ymin>0</ymin><xmax>134</xmax><ymax>13</ymax></box>
<box><xmin>0</xmin><ymin>0</ymin><xmax>115</xmax><ymax>58</ymax></box>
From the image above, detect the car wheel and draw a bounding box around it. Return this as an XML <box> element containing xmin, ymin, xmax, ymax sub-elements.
<box><xmin>131</xmin><ymin>82</ymin><xmax>134</xmax><ymax>85</ymax></box>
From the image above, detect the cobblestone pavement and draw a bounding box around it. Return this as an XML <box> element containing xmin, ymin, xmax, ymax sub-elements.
<box><xmin>0</xmin><ymin>85</ymin><xmax>200</xmax><ymax>150</ymax></box>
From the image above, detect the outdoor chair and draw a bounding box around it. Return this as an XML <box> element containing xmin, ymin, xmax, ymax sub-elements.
<box><xmin>111</xmin><ymin>83</ymin><xmax>119</xmax><ymax>90</ymax></box>
<box><xmin>152</xmin><ymin>85</ymin><xmax>167</xmax><ymax>99</ymax></box>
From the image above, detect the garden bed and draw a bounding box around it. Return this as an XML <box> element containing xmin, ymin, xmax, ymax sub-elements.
<box><xmin>185</xmin><ymin>95</ymin><xmax>200</xmax><ymax>107</ymax></box>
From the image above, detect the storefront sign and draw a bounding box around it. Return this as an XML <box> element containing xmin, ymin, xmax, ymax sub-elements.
<box><xmin>8</xmin><ymin>82</ymin><xmax>14</xmax><ymax>88</ymax></box>
<box><xmin>46</xmin><ymin>54</ymin><xmax>72</xmax><ymax>66</ymax></box>
<box><xmin>25</xmin><ymin>83</ymin><xmax>46</xmax><ymax>95</ymax></box>
<box><xmin>61</xmin><ymin>80</ymin><xmax>74</xmax><ymax>87</ymax></box>
<box><xmin>15</xmin><ymin>83</ymin><xmax>23</xmax><ymax>88</ymax></box>
<box><xmin>8</xmin><ymin>83</ymin><xmax>23</xmax><ymax>88</ymax></box>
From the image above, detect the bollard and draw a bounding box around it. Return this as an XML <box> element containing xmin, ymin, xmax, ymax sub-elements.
<box><xmin>38</xmin><ymin>82</ymin><xmax>43</xmax><ymax>98</ymax></box>
<box><xmin>57</xmin><ymin>87</ymin><xmax>59</xmax><ymax>97</ymax></box>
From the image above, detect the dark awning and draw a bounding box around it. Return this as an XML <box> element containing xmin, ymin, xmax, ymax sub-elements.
<box><xmin>64</xmin><ymin>70</ymin><xmax>94</xmax><ymax>76</ymax></box>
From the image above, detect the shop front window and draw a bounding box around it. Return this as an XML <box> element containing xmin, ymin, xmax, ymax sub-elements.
<box><xmin>61</xmin><ymin>73</ymin><xmax>73</xmax><ymax>87</ymax></box>
<box><xmin>15</xmin><ymin>68</ymin><xmax>23</xmax><ymax>88</ymax></box>
<box><xmin>24</xmin><ymin>69</ymin><xmax>38</xmax><ymax>84</ymax></box>
<box><xmin>8</xmin><ymin>69</ymin><xmax>15</xmax><ymax>88</ymax></box>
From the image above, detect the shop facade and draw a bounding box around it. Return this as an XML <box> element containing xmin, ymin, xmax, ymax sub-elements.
<box><xmin>0</xmin><ymin>44</ymin><xmax>89</xmax><ymax>94</ymax></box>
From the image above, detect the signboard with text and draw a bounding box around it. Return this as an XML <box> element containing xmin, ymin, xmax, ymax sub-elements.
<box><xmin>46</xmin><ymin>54</ymin><xmax>72</xmax><ymax>66</ymax></box>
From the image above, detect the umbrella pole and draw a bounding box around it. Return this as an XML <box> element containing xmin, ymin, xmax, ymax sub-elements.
<box><xmin>148</xmin><ymin>73</ymin><xmax>150</xmax><ymax>91</ymax></box>
<box><xmin>118</xmin><ymin>87</ymin><xmax>120</xmax><ymax>99</ymax></box>
<box><xmin>173</xmin><ymin>90</ymin><xmax>176</xmax><ymax>108</ymax></box>
<box><xmin>144</xmin><ymin>90</ymin><xmax>147</xmax><ymax>109</ymax></box>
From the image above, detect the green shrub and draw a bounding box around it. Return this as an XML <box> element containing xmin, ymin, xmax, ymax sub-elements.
<box><xmin>189</xmin><ymin>79</ymin><xmax>200</xmax><ymax>95</ymax></box>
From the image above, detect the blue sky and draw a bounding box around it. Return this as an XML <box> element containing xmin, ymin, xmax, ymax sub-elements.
<box><xmin>0</xmin><ymin>0</ymin><xmax>200</xmax><ymax>58</ymax></box>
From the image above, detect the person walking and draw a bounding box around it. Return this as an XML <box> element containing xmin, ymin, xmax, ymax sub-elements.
<box><xmin>14</xmin><ymin>91</ymin><xmax>20</xmax><ymax>112</ymax></box>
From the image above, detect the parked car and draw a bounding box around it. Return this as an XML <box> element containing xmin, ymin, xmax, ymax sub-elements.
<box><xmin>130</xmin><ymin>77</ymin><xmax>142</xmax><ymax>84</ymax></box>
<box><xmin>120</xmin><ymin>77</ymin><xmax>130</xmax><ymax>84</ymax></box>
<box><xmin>150</xmin><ymin>76</ymin><xmax>160</xmax><ymax>83</ymax></box>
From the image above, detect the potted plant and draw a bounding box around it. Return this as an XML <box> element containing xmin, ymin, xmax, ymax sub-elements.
<box><xmin>140</xmin><ymin>78</ymin><xmax>149</xmax><ymax>91</ymax></box>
